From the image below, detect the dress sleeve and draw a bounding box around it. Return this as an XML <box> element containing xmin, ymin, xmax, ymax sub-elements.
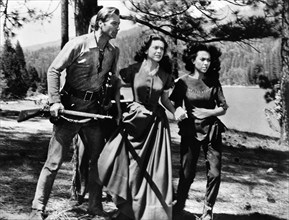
<box><xmin>163</xmin><ymin>74</ymin><xmax>174</xmax><ymax>91</ymax></box>
<box><xmin>119</xmin><ymin>63</ymin><xmax>138</xmax><ymax>84</ymax></box>
<box><xmin>215</xmin><ymin>84</ymin><xmax>229</xmax><ymax>110</ymax></box>
<box><xmin>169</xmin><ymin>79</ymin><xmax>185</xmax><ymax>108</ymax></box>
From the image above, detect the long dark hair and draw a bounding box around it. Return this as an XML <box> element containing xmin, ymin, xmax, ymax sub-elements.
<box><xmin>134</xmin><ymin>34</ymin><xmax>172</xmax><ymax>74</ymax></box>
<box><xmin>182</xmin><ymin>43</ymin><xmax>221</xmax><ymax>80</ymax></box>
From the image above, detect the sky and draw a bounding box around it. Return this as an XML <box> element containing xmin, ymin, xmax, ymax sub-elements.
<box><xmin>1</xmin><ymin>0</ymin><xmax>134</xmax><ymax>47</ymax></box>
<box><xmin>1</xmin><ymin>0</ymin><xmax>256</xmax><ymax>48</ymax></box>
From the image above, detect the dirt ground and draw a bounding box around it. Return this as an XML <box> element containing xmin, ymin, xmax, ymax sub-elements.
<box><xmin>0</xmin><ymin>100</ymin><xmax>288</xmax><ymax>220</ymax></box>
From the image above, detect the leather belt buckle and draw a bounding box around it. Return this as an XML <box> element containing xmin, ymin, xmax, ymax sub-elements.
<box><xmin>84</xmin><ymin>91</ymin><xmax>93</xmax><ymax>101</ymax></box>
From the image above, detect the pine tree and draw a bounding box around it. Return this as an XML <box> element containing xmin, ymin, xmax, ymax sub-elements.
<box><xmin>15</xmin><ymin>40</ymin><xmax>30</xmax><ymax>90</ymax></box>
<box><xmin>27</xmin><ymin>65</ymin><xmax>40</xmax><ymax>92</ymax></box>
<box><xmin>15</xmin><ymin>41</ymin><xmax>26</xmax><ymax>68</ymax></box>
<box><xmin>38</xmin><ymin>77</ymin><xmax>48</xmax><ymax>94</ymax></box>
<box><xmin>0</xmin><ymin>70</ymin><xmax>7</xmax><ymax>98</ymax></box>
<box><xmin>0</xmin><ymin>39</ymin><xmax>28</xmax><ymax>99</ymax></box>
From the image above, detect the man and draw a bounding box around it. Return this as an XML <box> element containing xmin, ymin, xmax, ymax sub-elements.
<box><xmin>70</xmin><ymin>13</ymin><xmax>122</xmax><ymax>205</ymax></box>
<box><xmin>29</xmin><ymin>7</ymin><xmax>121</xmax><ymax>220</ymax></box>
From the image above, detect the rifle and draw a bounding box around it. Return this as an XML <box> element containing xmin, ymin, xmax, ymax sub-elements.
<box><xmin>17</xmin><ymin>106</ymin><xmax>112</xmax><ymax>123</ymax></box>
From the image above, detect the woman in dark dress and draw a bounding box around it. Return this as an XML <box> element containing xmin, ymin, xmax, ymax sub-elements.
<box><xmin>170</xmin><ymin>44</ymin><xmax>228</xmax><ymax>220</ymax></box>
<box><xmin>97</xmin><ymin>34</ymin><xmax>186</xmax><ymax>220</ymax></box>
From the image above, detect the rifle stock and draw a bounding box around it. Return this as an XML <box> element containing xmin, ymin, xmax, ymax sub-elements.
<box><xmin>17</xmin><ymin>107</ymin><xmax>49</xmax><ymax>122</ymax></box>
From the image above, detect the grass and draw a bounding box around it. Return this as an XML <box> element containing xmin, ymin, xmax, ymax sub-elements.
<box><xmin>0</xmin><ymin>104</ymin><xmax>288</xmax><ymax>220</ymax></box>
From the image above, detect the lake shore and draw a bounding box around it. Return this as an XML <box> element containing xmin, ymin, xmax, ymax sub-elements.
<box><xmin>1</xmin><ymin>85</ymin><xmax>280</xmax><ymax>138</ymax></box>
<box><xmin>119</xmin><ymin>86</ymin><xmax>280</xmax><ymax>138</ymax></box>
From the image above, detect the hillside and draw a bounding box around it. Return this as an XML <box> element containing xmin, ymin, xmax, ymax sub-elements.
<box><xmin>23</xmin><ymin>26</ymin><xmax>143</xmax><ymax>79</ymax></box>
<box><xmin>23</xmin><ymin>25</ymin><xmax>140</xmax><ymax>52</ymax></box>
<box><xmin>24</xmin><ymin>40</ymin><xmax>62</xmax><ymax>52</ymax></box>
<box><xmin>23</xmin><ymin>26</ymin><xmax>281</xmax><ymax>86</ymax></box>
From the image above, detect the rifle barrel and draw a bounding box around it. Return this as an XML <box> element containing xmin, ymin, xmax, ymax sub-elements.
<box><xmin>61</xmin><ymin>109</ymin><xmax>112</xmax><ymax>119</ymax></box>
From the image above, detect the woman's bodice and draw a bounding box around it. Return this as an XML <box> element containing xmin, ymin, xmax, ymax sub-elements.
<box><xmin>120</xmin><ymin>62</ymin><xmax>173</xmax><ymax>111</ymax></box>
<box><xmin>171</xmin><ymin>75</ymin><xmax>227</xmax><ymax>113</ymax></box>
<box><xmin>170</xmin><ymin>75</ymin><xmax>228</xmax><ymax>140</ymax></box>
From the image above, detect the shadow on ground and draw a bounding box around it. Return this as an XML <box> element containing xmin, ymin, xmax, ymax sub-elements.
<box><xmin>0</xmin><ymin>117</ymin><xmax>75</xmax><ymax>214</ymax></box>
<box><xmin>0</xmin><ymin>116</ymin><xmax>288</xmax><ymax>219</ymax></box>
<box><xmin>173</xmin><ymin>210</ymin><xmax>287</xmax><ymax>220</ymax></box>
<box><xmin>171</xmin><ymin>130</ymin><xmax>289</xmax><ymax>184</ymax></box>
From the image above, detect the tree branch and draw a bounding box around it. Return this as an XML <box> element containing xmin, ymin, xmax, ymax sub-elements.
<box><xmin>120</xmin><ymin>14</ymin><xmax>272</xmax><ymax>45</ymax></box>
<box><xmin>127</xmin><ymin>0</ymin><xmax>191</xmax><ymax>20</ymax></box>
<box><xmin>120</xmin><ymin>14</ymin><xmax>190</xmax><ymax>42</ymax></box>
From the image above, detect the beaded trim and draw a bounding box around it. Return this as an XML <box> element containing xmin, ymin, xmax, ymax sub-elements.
<box><xmin>186</xmin><ymin>74</ymin><xmax>211</xmax><ymax>94</ymax></box>
<box><xmin>187</xmin><ymin>87</ymin><xmax>210</xmax><ymax>94</ymax></box>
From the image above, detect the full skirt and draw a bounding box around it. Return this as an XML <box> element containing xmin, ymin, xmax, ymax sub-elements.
<box><xmin>98</xmin><ymin>102</ymin><xmax>173</xmax><ymax>220</ymax></box>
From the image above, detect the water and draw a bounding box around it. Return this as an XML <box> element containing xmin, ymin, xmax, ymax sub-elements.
<box><xmin>220</xmin><ymin>86</ymin><xmax>279</xmax><ymax>137</ymax></box>
<box><xmin>120</xmin><ymin>86</ymin><xmax>279</xmax><ymax>137</ymax></box>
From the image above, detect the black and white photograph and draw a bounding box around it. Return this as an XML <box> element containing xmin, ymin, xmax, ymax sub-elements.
<box><xmin>0</xmin><ymin>0</ymin><xmax>288</xmax><ymax>220</ymax></box>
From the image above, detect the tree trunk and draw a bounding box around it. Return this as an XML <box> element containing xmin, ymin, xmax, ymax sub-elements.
<box><xmin>61</xmin><ymin>0</ymin><xmax>69</xmax><ymax>49</ymax></box>
<box><xmin>74</xmin><ymin>0</ymin><xmax>102</xmax><ymax>36</ymax></box>
<box><xmin>71</xmin><ymin>0</ymin><xmax>103</xmax><ymax>199</ymax></box>
<box><xmin>171</xmin><ymin>18</ymin><xmax>179</xmax><ymax>79</ymax></box>
<box><xmin>280</xmin><ymin>0</ymin><xmax>289</xmax><ymax>146</ymax></box>
<box><xmin>172</xmin><ymin>38</ymin><xmax>179</xmax><ymax>79</ymax></box>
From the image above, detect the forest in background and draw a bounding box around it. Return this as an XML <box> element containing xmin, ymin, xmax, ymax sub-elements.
<box><xmin>0</xmin><ymin>25</ymin><xmax>282</xmax><ymax>99</ymax></box>
<box><xmin>24</xmin><ymin>26</ymin><xmax>282</xmax><ymax>87</ymax></box>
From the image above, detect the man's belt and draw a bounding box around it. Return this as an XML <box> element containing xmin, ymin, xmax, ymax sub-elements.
<box><xmin>62</xmin><ymin>83</ymin><xmax>102</xmax><ymax>101</ymax></box>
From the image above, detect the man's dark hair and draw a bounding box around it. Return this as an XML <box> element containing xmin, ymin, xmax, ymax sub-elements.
<box><xmin>89</xmin><ymin>7</ymin><xmax>120</xmax><ymax>32</ymax></box>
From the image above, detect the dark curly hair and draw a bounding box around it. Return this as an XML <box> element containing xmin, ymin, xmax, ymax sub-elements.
<box><xmin>134</xmin><ymin>34</ymin><xmax>172</xmax><ymax>74</ymax></box>
<box><xmin>182</xmin><ymin>43</ymin><xmax>222</xmax><ymax>80</ymax></box>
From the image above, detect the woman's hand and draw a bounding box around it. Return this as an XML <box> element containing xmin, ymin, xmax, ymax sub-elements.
<box><xmin>174</xmin><ymin>107</ymin><xmax>187</xmax><ymax>121</ymax></box>
<box><xmin>192</xmin><ymin>106</ymin><xmax>227</xmax><ymax>119</ymax></box>
<box><xmin>192</xmin><ymin>107</ymin><xmax>212</xmax><ymax>119</ymax></box>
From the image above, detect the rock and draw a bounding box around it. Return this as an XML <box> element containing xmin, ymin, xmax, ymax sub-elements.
<box><xmin>266</xmin><ymin>167</ymin><xmax>274</xmax><ymax>174</ymax></box>
<box><xmin>234</xmin><ymin>157</ymin><xmax>240</xmax><ymax>163</ymax></box>
<box><xmin>244</xmin><ymin>202</ymin><xmax>251</xmax><ymax>210</ymax></box>
<box><xmin>237</xmin><ymin>143</ymin><xmax>246</xmax><ymax>149</ymax></box>
<box><xmin>267</xmin><ymin>194</ymin><xmax>276</xmax><ymax>203</ymax></box>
